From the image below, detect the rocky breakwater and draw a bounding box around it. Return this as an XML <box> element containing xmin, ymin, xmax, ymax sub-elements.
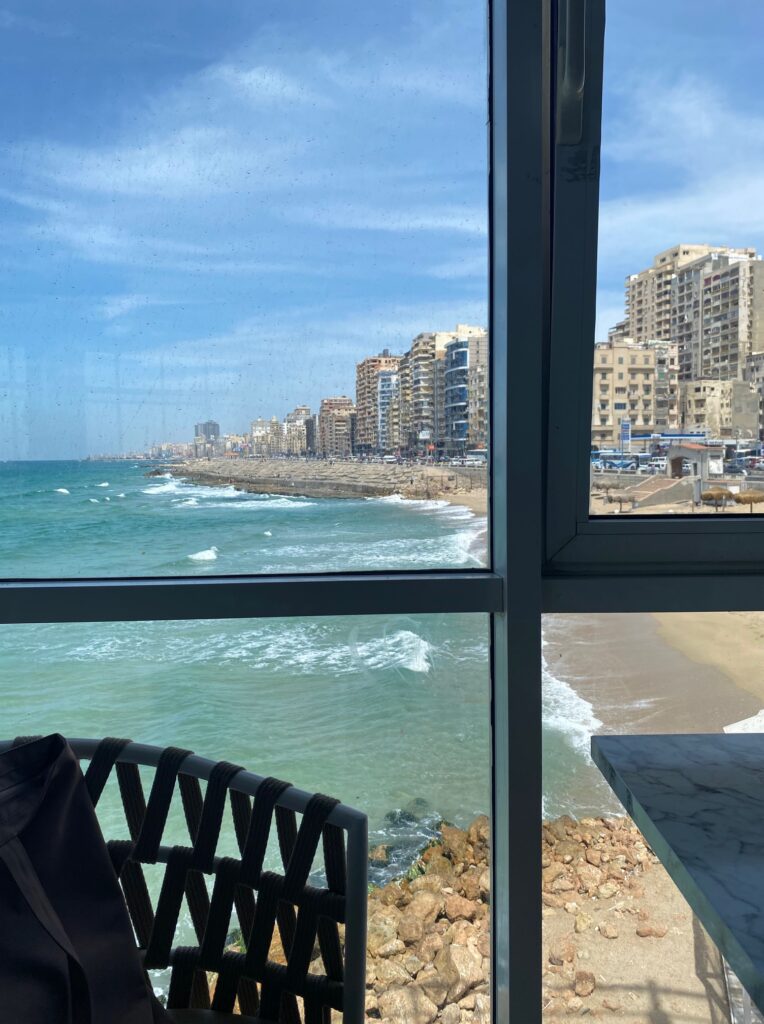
<box><xmin>365</xmin><ymin>815</ymin><xmax>491</xmax><ymax>1024</ymax></box>
<box><xmin>154</xmin><ymin>459</ymin><xmax>487</xmax><ymax>508</ymax></box>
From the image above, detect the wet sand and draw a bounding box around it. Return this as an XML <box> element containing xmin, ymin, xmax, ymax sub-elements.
<box><xmin>544</xmin><ymin>612</ymin><xmax>760</xmax><ymax>737</ymax></box>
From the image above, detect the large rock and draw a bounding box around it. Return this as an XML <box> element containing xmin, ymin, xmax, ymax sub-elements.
<box><xmin>444</xmin><ymin>894</ymin><xmax>477</xmax><ymax>922</ymax></box>
<box><xmin>467</xmin><ymin>815</ymin><xmax>490</xmax><ymax>846</ymax></box>
<box><xmin>407</xmin><ymin>892</ymin><xmax>443</xmax><ymax>925</ymax></box>
<box><xmin>397</xmin><ymin>911</ymin><xmax>425</xmax><ymax>945</ymax></box>
<box><xmin>416</xmin><ymin>966</ymin><xmax>450</xmax><ymax>1008</ymax></box>
<box><xmin>441</xmin><ymin>824</ymin><xmax>470</xmax><ymax>864</ymax></box>
<box><xmin>377</xmin><ymin>985</ymin><xmax>438</xmax><ymax>1024</ymax></box>
<box><xmin>434</xmin><ymin>942</ymin><xmax>484</xmax><ymax>1002</ymax></box>
<box><xmin>459</xmin><ymin>867</ymin><xmax>482</xmax><ymax>901</ymax></box>
<box><xmin>373</xmin><ymin>959</ymin><xmax>411</xmax><ymax>991</ymax></box>
<box><xmin>409</xmin><ymin>873</ymin><xmax>446</xmax><ymax>895</ymax></box>
<box><xmin>368</xmin><ymin>907</ymin><xmax>401</xmax><ymax>956</ymax></box>
<box><xmin>416</xmin><ymin>931</ymin><xmax>444</xmax><ymax>963</ymax></box>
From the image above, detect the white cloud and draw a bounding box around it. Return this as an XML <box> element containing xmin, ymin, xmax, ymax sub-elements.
<box><xmin>98</xmin><ymin>294</ymin><xmax>169</xmax><ymax>320</ymax></box>
<box><xmin>289</xmin><ymin>204</ymin><xmax>487</xmax><ymax>236</ymax></box>
<box><xmin>209</xmin><ymin>64</ymin><xmax>331</xmax><ymax>107</ymax></box>
<box><xmin>597</xmin><ymin>72</ymin><xmax>764</xmax><ymax>328</ymax></box>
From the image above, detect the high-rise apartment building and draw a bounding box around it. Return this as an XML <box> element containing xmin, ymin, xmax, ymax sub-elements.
<box><xmin>467</xmin><ymin>332</ymin><xmax>489</xmax><ymax>450</ymax></box>
<box><xmin>672</xmin><ymin>251</ymin><xmax>764</xmax><ymax>381</ymax></box>
<box><xmin>377</xmin><ymin>370</ymin><xmax>400</xmax><ymax>452</ymax></box>
<box><xmin>443</xmin><ymin>329</ymin><xmax>489</xmax><ymax>455</ymax></box>
<box><xmin>284</xmin><ymin>406</ymin><xmax>311</xmax><ymax>456</ymax></box>
<box><xmin>591</xmin><ymin>338</ymin><xmax>680</xmax><ymax>448</ymax></box>
<box><xmin>194</xmin><ymin>420</ymin><xmax>220</xmax><ymax>443</ymax></box>
<box><xmin>194</xmin><ymin>419</ymin><xmax>220</xmax><ymax>457</ymax></box>
<box><xmin>318</xmin><ymin>397</ymin><xmax>356</xmax><ymax>458</ymax></box>
<box><xmin>624</xmin><ymin>245</ymin><xmax>755</xmax><ymax>344</ymax></box>
<box><xmin>395</xmin><ymin>324</ymin><xmax>486</xmax><ymax>456</ymax></box>
<box><xmin>680</xmin><ymin>380</ymin><xmax>760</xmax><ymax>439</ymax></box>
<box><xmin>355</xmin><ymin>351</ymin><xmax>402</xmax><ymax>453</ymax></box>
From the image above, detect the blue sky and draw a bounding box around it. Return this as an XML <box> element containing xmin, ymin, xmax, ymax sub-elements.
<box><xmin>1</xmin><ymin>2</ymin><xmax>763</xmax><ymax>457</ymax></box>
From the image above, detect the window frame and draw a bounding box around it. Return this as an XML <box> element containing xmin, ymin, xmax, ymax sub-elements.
<box><xmin>0</xmin><ymin>2</ymin><xmax>554</xmax><ymax>1022</ymax></box>
<box><xmin>544</xmin><ymin>0</ymin><xmax>764</xmax><ymax>588</ymax></box>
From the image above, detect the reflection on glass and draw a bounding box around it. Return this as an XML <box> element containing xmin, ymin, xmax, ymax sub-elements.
<box><xmin>0</xmin><ymin>1</ymin><xmax>488</xmax><ymax>570</ymax></box>
<box><xmin>1</xmin><ymin>612</ymin><xmax>491</xmax><ymax>1015</ymax></box>
<box><xmin>542</xmin><ymin>612</ymin><xmax>757</xmax><ymax>1020</ymax></box>
<box><xmin>590</xmin><ymin>2</ymin><xmax>764</xmax><ymax>516</ymax></box>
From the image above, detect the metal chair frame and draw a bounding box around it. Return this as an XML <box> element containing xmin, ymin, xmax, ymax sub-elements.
<box><xmin>0</xmin><ymin>738</ymin><xmax>368</xmax><ymax>1024</ymax></box>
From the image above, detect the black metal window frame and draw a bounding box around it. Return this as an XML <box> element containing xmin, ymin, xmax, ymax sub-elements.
<box><xmin>544</xmin><ymin>0</ymin><xmax>764</xmax><ymax>603</ymax></box>
<box><xmin>0</xmin><ymin>2</ymin><xmax>554</xmax><ymax>1021</ymax></box>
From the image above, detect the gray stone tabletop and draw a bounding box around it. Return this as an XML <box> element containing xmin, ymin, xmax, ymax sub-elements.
<box><xmin>592</xmin><ymin>733</ymin><xmax>764</xmax><ymax>1015</ymax></box>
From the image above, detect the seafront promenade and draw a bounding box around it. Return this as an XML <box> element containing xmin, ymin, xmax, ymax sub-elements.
<box><xmin>160</xmin><ymin>458</ymin><xmax>488</xmax><ymax>515</ymax></box>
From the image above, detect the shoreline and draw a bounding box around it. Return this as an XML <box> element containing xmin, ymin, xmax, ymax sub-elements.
<box><xmin>542</xmin><ymin>613</ymin><xmax>762</xmax><ymax>817</ymax></box>
<box><xmin>545</xmin><ymin>612</ymin><xmax>759</xmax><ymax>740</ymax></box>
<box><xmin>156</xmin><ymin>458</ymin><xmax>488</xmax><ymax>517</ymax></box>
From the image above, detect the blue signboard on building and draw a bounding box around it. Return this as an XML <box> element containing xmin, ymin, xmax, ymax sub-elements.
<box><xmin>620</xmin><ymin>419</ymin><xmax>631</xmax><ymax>451</ymax></box>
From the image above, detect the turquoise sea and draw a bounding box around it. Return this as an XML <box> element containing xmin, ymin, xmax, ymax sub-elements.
<box><xmin>0</xmin><ymin>460</ymin><xmax>602</xmax><ymax>881</ymax></box>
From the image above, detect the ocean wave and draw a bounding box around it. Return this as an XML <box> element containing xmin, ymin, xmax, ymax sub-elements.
<box><xmin>371</xmin><ymin>491</ymin><xmax>477</xmax><ymax>520</ymax></box>
<box><xmin>116</xmin><ymin>493</ymin><xmax>126</xmax><ymax>498</ymax></box>
<box><xmin>54</xmin><ymin>488</ymin><xmax>70</xmax><ymax>495</ymax></box>
<box><xmin>143</xmin><ymin>480</ymin><xmax>241</xmax><ymax>499</ymax></box>
<box><xmin>88</xmin><ymin>498</ymin><xmax>99</xmax><ymax>503</ymax></box>
<box><xmin>202</xmin><ymin>497</ymin><xmax>316</xmax><ymax>511</ymax></box>
<box><xmin>542</xmin><ymin>653</ymin><xmax>602</xmax><ymax>759</ymax></box>
<box><xmin>188</xmin><ymin>546</ymin><xmax>218</xmax><ymax>561</ymax></box>
<box><xmin>96</xmin><ymin>482</ymin><xmax>109</xmax><ymax>487</ymax></box>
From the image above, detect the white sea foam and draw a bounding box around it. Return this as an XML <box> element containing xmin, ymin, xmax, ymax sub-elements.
<box><xmin>188</xmin><ymin>546</ymin><xmax>218</xmax><ymax>562</ymax></box>
<box><xmin>104</xmin><ymin>497</ymin><xmax>111</xmax><ymax>502</ymax></box>
<box><xmin>96</xmin><ymin>482</ymin><xmax>109</xmax><ymax>487</ymax></box>
<box><xmin>542</xmin><ymin>652</ymin><xmax>602</xmax><ymax>759</ymax></box>
<box><xmin>176</xmin><ymin>498</ymin><xmax>199</xmax><ymax>507</ymax></box>
<box><xmin>372</xmin><ymin>492</ymin><xmax>476</xmax><ymax>519</ymax></box>
<box><xmin>264</xmin><ymin>530</ymin><xmax>272</xmax><ymax>536</ymax></box>
<box><xmin>116</xmin><ymin>493</ymin><xmax>126</xmax><ymax>498</ymax></box>
<box><xmin>88</xmin><ymin>498</ymin><xmax>99</xmax><ymax>503</ymax></box>
<box><xmin>54</xmin><ymin>488</ymin><xmax>70</xmax><ymax>494</ymax></box>
<box><xmin>144</xmin><ymin>480</ymin><xmax>240</xmax><ymax>499</ymax></box>
<box><xmin>203</xmin><ymin>497</ymin><xmax>315</xmax><ymax>511</ymax></box>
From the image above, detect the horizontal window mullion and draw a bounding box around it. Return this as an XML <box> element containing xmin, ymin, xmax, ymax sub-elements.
<box><xmin>544</xmin><ymin>571</ymin><xmax>764</xmax><ymax>614</ymax></box>
<box><xmin>0</xmin><ymin>571</ymin><xmax>503</xmax><ymax>624</ymax></box>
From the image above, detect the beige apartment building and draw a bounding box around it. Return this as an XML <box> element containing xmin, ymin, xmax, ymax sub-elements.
<box><xmin>355</xmin><ymin>351</ymin><xmax>402</xmax><ymax>453</ymax></box>
<box><xmin>591</xmin><ymin>338</ymin><xmax>679</xmax><ymax>448</ymax></box>
<box><xmin>467</xmin><ymin>332</ymin><xmax>489</xmax><ymax>449</ymax></box>
<box><xmin>397</xmin><ymin>324</ymin><xmax>486</xmax><ymax>455</ymax></box>
<box><xmin>318</xmin><ymin>396</ymin><xmax>355</xmax><ymax>458</ymax></box>
<box><xmin>624</xmin><ymin>244</ymin><xmax>756</xmax><ymax>344</ymax></box>
<box><xmin>680</xmin><ymin>379</ymin><xmax>760</xmax><ymax>439</ymax></box>
<box><xmin>251</xmin><ymin>416</ymin><xmax>284</xmax><ymax>457</ymax></box>
<box><xmin>672</xmin><ymin>251</ymin><xmax>764</xmax><ymax>381</ymax></box>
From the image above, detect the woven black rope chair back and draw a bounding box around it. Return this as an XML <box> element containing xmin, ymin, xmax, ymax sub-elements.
<box><xmin>2</xmin><ymin>737</ymin><xmax>367</xmax><ymax>1024</ymax></box>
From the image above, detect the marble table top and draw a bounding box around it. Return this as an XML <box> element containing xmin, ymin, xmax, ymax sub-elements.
<box><xmin>592</xmin><ymin>733</ymin><xmax>764</xmax><ymax>1014</ymax></box>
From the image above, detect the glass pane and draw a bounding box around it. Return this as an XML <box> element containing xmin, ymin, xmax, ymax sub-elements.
<box><xmin>542</xmin><ymin>612</ymin><xmax>757</xmax><ymax>1020</ymax></box>
<box><xmin>3</xmin><ymin>612</ymin><xmax>490</xmax><ymax>1017</ymax></box>
<box><xmin>1</xmin><ymin>1</ymin><xmax>488</xmax><ymax>573</ymax></box>
<box><xmin>590</xmin><ymin>3</ymin><xmax>764</xmax><ymax>517</ymax></box>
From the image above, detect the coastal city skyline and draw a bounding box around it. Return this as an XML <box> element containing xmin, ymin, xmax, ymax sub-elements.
<box><xmin>132</xmin><ymin>322</ymin><xmax>490</xmax><ymax>462</ymax></box>
<box><xmin>3</xmin><ymin>3</ymin><xmax>763</xmax><ymax>459</ymax></box>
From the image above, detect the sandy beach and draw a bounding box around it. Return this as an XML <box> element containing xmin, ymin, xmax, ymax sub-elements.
<box><xmin>542</xmin><ymin>612</ymin><xmax>764</xmax><ymax>1022</ymax></box>
<box><xmin>545</xmin><ymin>612</ymin><xmax>761</xmax><ymax>739</ymax></box>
